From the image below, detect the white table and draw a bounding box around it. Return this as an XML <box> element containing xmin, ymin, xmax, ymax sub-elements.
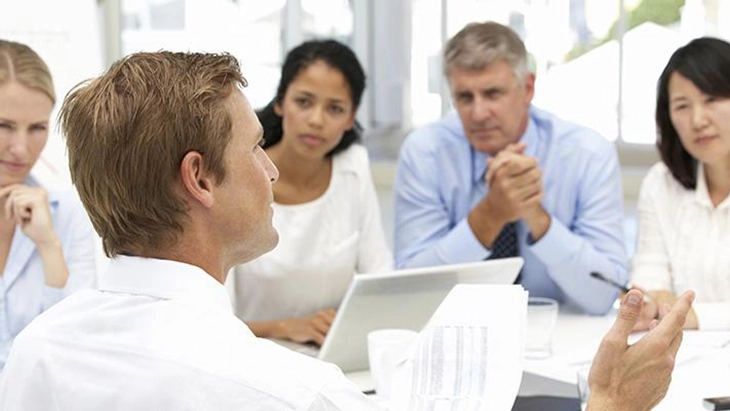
<box><xmin>522</xmin><ymin>308</ymin><xmax>730</xmax><ymax>410</ymax></box>
<box><xmin>344</xmin><ymin>309</ymin><xmax>730</xmax><ymax>410</ymax></box>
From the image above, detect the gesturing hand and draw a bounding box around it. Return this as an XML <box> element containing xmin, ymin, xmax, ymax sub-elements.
<box><xmin>587</xmin><ymin>289</ymin><xmax>695</xmax><ymax>411</ymax></box>
<box><xmin>633</xmin><ymin>290</ymin><xmax>699</xmax><ymax>331</ymax></box>
<box><xmin>0</xmin><ymin>184</ymin><xmax>57</xmax><ymax>246</ymax></box>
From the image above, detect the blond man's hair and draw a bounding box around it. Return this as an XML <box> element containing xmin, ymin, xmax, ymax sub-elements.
<box><xmin>59</xmin><ymin>51</ymin><xmax>246</xmax><ymax>257</ymax></box>
<box><xmin>0</xmin><ymin>39</ymin><xmax>55</xmax><ymax>103</ymax></box>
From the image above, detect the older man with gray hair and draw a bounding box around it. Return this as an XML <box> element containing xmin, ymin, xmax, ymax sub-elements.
<box><xmin>394</xmin><ymin>21</ymin><xmax>627</xmax><ymax>315</ymax></box>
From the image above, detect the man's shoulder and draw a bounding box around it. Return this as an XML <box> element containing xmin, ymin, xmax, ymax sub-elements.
<box><xmin>531</xmin><ymin>107</ymin><xmax>614</xmax><ymax>156</ymax></box>
<box><xmin>8</xmin><ymin>292</ymin><xmax>355</xmax><ymax>407</ymax></box>
<box><xmin>5</xmin><ymin>319</ymin><xmax>358</xmax><ymax>409</ymax></box>
<box><xmin>9</xmin><ymin>289</ymin><xmax>101</xmax><ymax>354</ymax></box>
<box><xmin>406</xmin><ymin>112</ymin><xmax>467</xmax><ymax>146</ymax></box>
<box><xmin>400</xmin><ymin>112</ymin><xmax>470</xmax><ymax>162</ymax></box>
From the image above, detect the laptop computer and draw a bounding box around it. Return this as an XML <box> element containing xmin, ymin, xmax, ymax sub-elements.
<box><xmin>316</xmin><ymin>257</ymin><xmax>524</xmax><ymax>372</ymax></box>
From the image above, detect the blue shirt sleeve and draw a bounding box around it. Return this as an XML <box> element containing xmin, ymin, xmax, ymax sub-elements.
<box><xmin>528</xmin><ymin>141</ymin><xmax>628</xmax><ymax>314</ymax></box>
<box><xmin>394</xmin><ymin>130</ymin><xmax>490</xmax><ymax>268</ymax></box>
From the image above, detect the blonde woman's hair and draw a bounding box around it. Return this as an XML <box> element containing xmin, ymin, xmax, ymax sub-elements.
<box><xmin>0</xmin><ymin>39</ymin><xmax>55</xmax><ymax>103</ymax></box>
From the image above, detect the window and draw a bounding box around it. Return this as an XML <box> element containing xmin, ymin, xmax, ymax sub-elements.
<box><xmin>416</xmin><ymin>0</ymin><xmax>728</xmax><ymax>148</ymax></box>
<box><xmin>121</xmin><ymin>0</ymin><xmax>287</xmax><ymax>109</ymax></box>
<box><xmin>410</xmin><ymin>0</ymin><xmax>445</xmax><ymax>127</ymax></box>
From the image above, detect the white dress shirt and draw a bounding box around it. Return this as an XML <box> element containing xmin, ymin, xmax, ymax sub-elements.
<box><xmin>631</xmin><ymin>163</ymin><xmax>730</xmax><ymax>330</ymax></box>
<box><xmin>230</xmin><ymin>145</ymin><xmax>392</xmax><ymax>321</ymax></box>
<box><xmin>0</xmin><ymin>178</ymin><xmax>97</xmax><ymax>370</ymax></box>
<box><xmin>0</xmin><ymin>256</ymin><xmax>381</xmax><ymax>410</ymax></box>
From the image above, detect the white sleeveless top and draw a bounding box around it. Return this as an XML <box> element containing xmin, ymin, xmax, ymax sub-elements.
<box><xmin>229</xmin><ymin>145</ymin><xmax>393</xmax><ymax>321</ymax></box>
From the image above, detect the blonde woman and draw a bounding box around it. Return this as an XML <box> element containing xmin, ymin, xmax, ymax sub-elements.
<box><xmin>0</xmin><ymin>40</ymin><xmax>96</xmax><ymax>370</ymax></box>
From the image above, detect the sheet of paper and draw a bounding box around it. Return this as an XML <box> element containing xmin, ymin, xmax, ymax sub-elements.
<box><xmin>628</xmin><ymin>330</ymin><xmax>730</xmax><ymax>348</ymax></box>
<box><xmin>655</xmin><ymin>354</ymin><xmax>730</xmax><ymax>410</ymax></box>
<box><xmin>629</xmin><ymin>330</ymin><xmax>730</xmax><ymax>366</ymax></box>
<box><xmin>388</xmin><ymin>284</ymin><xmax>528</xmax><ymax>410</ymax></box>
<box><xmin>673</xmin><ymin>330</ymin><xmax>730</xmax><ymax>349</ymax></box>
<box><xmin>525</xmin><ymin>320</ymin><xmax>730</xmax><ymax>385</ymax></box>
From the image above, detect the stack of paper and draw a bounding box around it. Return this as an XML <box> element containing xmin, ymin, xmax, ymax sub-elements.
<box><xmin>388</xmin><ymin>284</ymin><xmax>528</xmax><ymax>410</ymax></box>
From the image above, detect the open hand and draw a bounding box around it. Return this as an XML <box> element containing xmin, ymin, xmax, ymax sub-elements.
<box><xmin>587</xmin><ymin>289</ymin><xmax>695</xmax><ymax>411</ymax></box>
<box><xmin>632</xmin><ymin>289</ymin><xmax>699</xmax><ymax>331</ymax></box>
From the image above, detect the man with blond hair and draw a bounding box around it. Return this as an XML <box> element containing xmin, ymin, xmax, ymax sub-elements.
<box><xmin>0</xmin><ymin>50</ymin><xmax>695</xmax><ymax>411</ymax></box>
<box><xmin>0</xmin><ymin>51</ymin><xmax>375</xmax><ymax>409</ymax></box>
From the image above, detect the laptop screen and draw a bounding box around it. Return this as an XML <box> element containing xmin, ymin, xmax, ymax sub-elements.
<box><xmin>318</xmin><ymin>257</ymin><xmax>524</xmax><ymax>372</ymax></box>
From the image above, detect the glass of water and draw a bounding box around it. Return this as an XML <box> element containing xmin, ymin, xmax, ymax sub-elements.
<box><xmin>576</xmin><ymin>366</ymin><xmax>591</xmax><ymax>411</ymax></box>
<box><xmin>525</xmin><ymin>297</ymin><xmax>558</xmax><ymax>359</ymax></box>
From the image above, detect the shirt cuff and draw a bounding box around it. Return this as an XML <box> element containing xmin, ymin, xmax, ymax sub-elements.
<box><xmin>694</xmin><ymin>302</ymin><xmax>730</xmax><ymax>330</ymax></box>
<box><xmin>526</xmin><ymin>216</ymin><xmax>581</xmax><ymax>266</ymax></box>
<box><xmin>42</xmin><ymin>285</ymin><xmax>65</xmax><ymax>311</ymax></box>
<box><xmin>439</xmin><ymin>218</ymin><xmax>490</xmax><ymax>264</ymax></box>
<box><xmin>628</xmin><ymin>275</ymin><xmax>672</xmax><ymax>292</ymax></box>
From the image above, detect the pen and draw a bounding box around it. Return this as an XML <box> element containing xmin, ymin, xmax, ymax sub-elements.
<box><xmin>589</xmin><ymin>272</ymin><xmax>652</xmax><ymax>303</ymax></box>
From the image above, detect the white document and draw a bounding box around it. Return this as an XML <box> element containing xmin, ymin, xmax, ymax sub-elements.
<box><xmin>388</xmin><ymin>284</ymin><xmax>528</xmax><ymax>410</ymax></box>
<box><xmin>628</xmin><ymin>330</ymin><xmax>730</xmax><ymax>348</ymax></box>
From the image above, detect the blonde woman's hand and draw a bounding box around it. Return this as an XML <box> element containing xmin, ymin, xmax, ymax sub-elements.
<box><xmin>0</xmin><ymin>184</ymin><xmax>57</xmax><ymax>246</ymax></box>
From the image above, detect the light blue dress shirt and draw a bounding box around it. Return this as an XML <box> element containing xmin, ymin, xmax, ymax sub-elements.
<box><xmin>0</xmin><ymin>179</ymin><xmax>96</xmax><ymax>370</ymax></box>
<box><xmin>394</xmin><ymin>106</ymin><xmax>628</xmax><ymax>314</ymax></box>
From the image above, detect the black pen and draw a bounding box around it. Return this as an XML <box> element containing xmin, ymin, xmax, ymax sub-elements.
<box><xmin>590</xmin><ymin>272</ymin><xmax>652</xmax><ymax>303</ymax></box>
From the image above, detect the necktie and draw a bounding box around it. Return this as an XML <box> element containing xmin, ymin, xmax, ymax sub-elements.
<box><xmin>487</xmin><ymin>222</ymin><xmax>521</xmax><ymax>283</ymax></box>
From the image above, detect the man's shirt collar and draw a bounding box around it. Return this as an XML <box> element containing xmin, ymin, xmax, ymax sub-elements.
<box><xmin>99</xmin><ymin>255</ymin><xmax>233</xmax><ymax>313</ymax></box>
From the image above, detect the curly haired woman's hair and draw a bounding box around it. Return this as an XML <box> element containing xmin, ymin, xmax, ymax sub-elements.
<box><xmin>257</xmin><ymin>39</ymin><xmax>366</xmax><ymax>157</ymax></box>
